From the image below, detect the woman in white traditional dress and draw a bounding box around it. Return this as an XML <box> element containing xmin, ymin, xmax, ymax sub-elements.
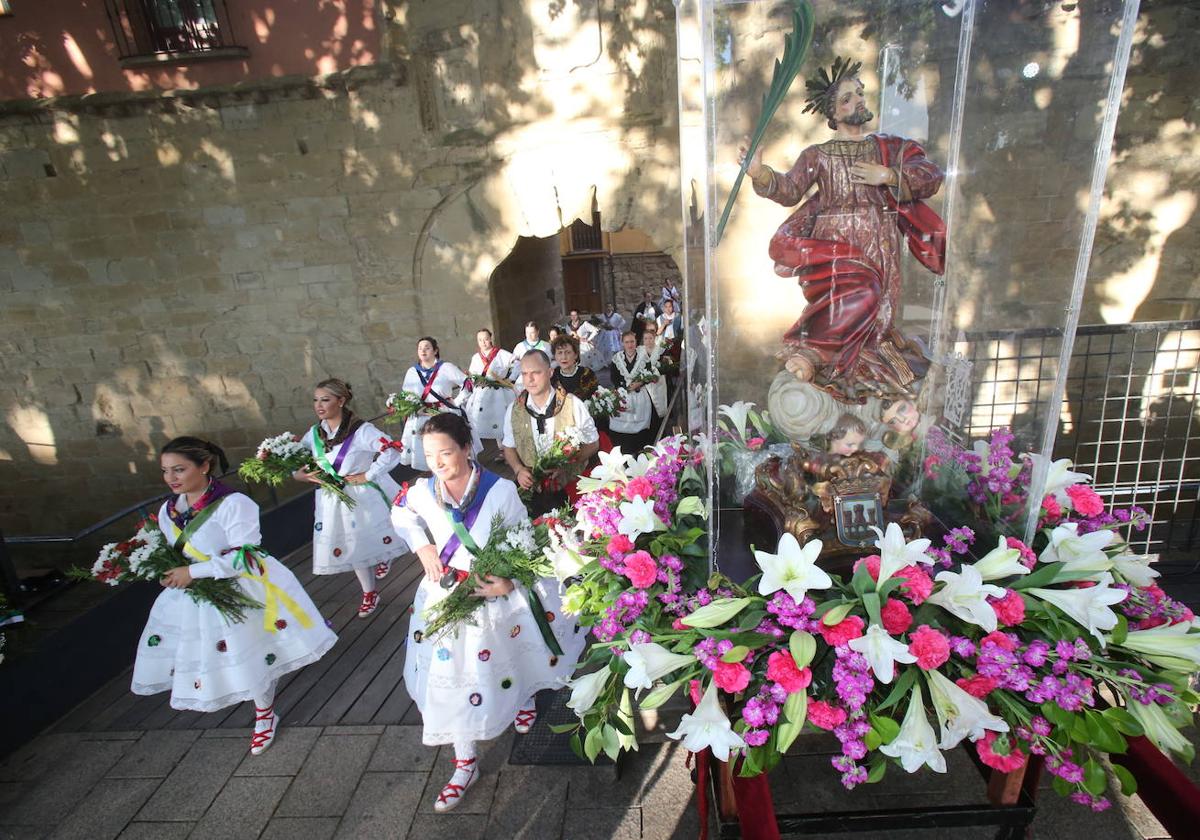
<box><xmin>641</xmin><ymin>323</ymin><xmax>668</xmax><ymax>432</ymax></box>
<box><xmin>134</xmin><ymin>437</ymin><xmax>337</xmax><ymax>756</ymax></box>
<box><xmin>608</xmin><ymin>330</ymin><xmax>657</xmax><ymax>453</ymax></box>
<box><xmin>459</xmin><ymin>327</ymin><xmax>516</xmax><ymax>450</ymax></box>
<box><xmin>510</xmin><ymin>321</ymin><xmax>551</xmax><ymax>367</ymax></box>
<box><xmin>595</xmin><ymin>302</ymin><xmax>626</xmax><ymax>361</ymax></box>
<box><xmin>392</xmin><ymin>413</ymin><xmax>584</xmax><ymax>812</ymax></box>
<box><xmin>565</xmin><ymin>309</ymin><xmax>604</xmax><ymax>371</ymax></box>
<box><xmin>294</xmin><ymin>378</ymin><xmax>406</xmax><ymax>619</ymax></box>
<box><xmin>398</xmin><ymin>336</ymin><xmax>477</xmax><ymax>472</ymax></box>
<box><xmin>656</xmin><ymin>297</ymin><xmax>682</xmax><ymax>342</ymax></box>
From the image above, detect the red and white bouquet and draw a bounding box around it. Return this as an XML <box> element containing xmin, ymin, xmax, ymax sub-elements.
<box><xmin>586</xmin><ymin>386</ymin><xmax>628</xmax><ymax>422</ymax></box>
<box><xmin>381</xmin><ymin>390</ymin><xmax>425</xmax><ymax>425</ymax></box>
<box><xmin>239</xmin><ymin>433</ymin><xmax>355</xmax><ymax>508</ymax></box>
<box><xmin>77</xmin><ymin>518</ymin><xmax>261</xmax><ymax>623</ymax></box>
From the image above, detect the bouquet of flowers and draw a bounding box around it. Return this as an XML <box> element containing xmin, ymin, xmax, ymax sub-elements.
<box><xmin>523</xmin><ymin>426</ymin><xmax>587</xmax><ymax>501</ymax></box>
<box><xmin>380</xmin><ymin>391</ymin><xmax>425</xmax><ymax>426</ymax></box>
<box><xmin>630</xmin><ymin>361</ymin><xmax>661</xmax><ymax>387</ymax></box>
<box><xmin>72</xmin><ymin>518</ymin><xmax>262</xmax><ymax>623</ymax></box>
<box><xmin>550</xmin><ymin>436</ymin><xmax>1200</xmax><ymax>811</ymax></box>
<box><xmin>466</xmin><ymin>373</ymin><xmax>511</xmax><ymax>391</ymax></box>
<box><xmin>422</xmin><ymin>515</ymin><xmax>556</xmax><ymax>641</ymax></box>
<box><xmin>238</xmin><ymin>433</ymin><xmax>356</xmax><ymax>508</ymax></box>
<box><xmin>586</xmin><ymin>386</ymin><xmax>628</xmax><ymax>422</ymax></box>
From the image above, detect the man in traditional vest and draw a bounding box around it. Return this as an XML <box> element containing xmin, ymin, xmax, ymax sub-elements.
<box><xmin>502</xmin><ymin>350</ymin><xmax>599</xmax><ymax>516</ymax></box>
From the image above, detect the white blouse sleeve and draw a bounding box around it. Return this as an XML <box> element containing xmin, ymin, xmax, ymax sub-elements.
<box><xmin>189</xmin><ymin>494</ymin><xmax>262</xmax><ymax>580</ymax></box>
<box><xmin>572</xmin><ymin>396</ymin><xmax>600</xmax><ymax>445</ymax></box>
<box><xmin>390</xmin><ymin>484</ymin><xmax>434</xmax><ymax>553</ymax></box>
<box><xmin>361</xmin><ymin>421</ymin><xmax>403</xmax><ymax>483</ymax></box>
<box><xmin>402</xmin><ymin>367</ymin><xmax>422</xmax><ymax>397</ymax></box>
<box><xmin>494</xmin><ymin>480</ymin><xmax>530</xmax><ymax>530</ymax></box>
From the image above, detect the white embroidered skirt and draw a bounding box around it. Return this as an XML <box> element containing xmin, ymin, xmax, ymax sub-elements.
<box><xmin>131</xmin><ymin>556</ymin><xmax>337</xmax><ymax>712</ymax></box>
<box><xmin>312</xmin><ymin>478</ymin><xmax>407</xmax><ymax>574</ymax></box>
<box><xmin>403</xmin><ymin>576</ymin><xmax>585</xmax><ymax>745</ymax></box>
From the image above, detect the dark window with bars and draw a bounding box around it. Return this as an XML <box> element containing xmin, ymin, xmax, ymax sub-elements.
<box><xmin>105</xmin><ymin>0</ymin><xmax>245</xmax><ymax>60</ymax></box>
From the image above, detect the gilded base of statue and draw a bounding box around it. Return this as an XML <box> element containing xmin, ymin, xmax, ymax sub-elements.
<box><xmin>742</xmin><ymin>443</ymin><xmax>931</xmax><ymax>573</ymax></box>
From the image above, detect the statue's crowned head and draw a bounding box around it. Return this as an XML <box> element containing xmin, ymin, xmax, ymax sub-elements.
<box><xmin>804</xmin><ymin>57</ymin><xmax>874</xmax><ymax>131</ymax></box>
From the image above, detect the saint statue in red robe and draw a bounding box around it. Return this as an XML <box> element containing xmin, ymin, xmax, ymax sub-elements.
<box><xmin>740</xmin><ymin>58</ymin><xmax>946</xmax><ymax>404</ymax></box>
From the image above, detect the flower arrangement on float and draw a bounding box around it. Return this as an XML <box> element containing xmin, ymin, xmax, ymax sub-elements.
<box><xmin>551</xmin><ymin>433</ymin><xmax>1200</xmax><ymax>811</ymax></box>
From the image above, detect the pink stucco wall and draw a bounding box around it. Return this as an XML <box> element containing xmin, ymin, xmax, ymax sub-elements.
<box><xmin>0</xmin><ymin>0</ymin><xmax>380</xmax><ymax>101</ymax></box>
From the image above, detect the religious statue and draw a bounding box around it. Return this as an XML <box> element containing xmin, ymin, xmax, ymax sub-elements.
<box><xmin>739</xmin><ymin>58</ymin><xmax>947</xmax><ymax>404</ymax></box>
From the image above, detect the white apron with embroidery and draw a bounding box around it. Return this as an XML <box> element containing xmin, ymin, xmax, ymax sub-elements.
<box><xmin>609</xmin><ymin>349</ymin><xmax>654</xmax><ymax>434</ymax></box>
<box><xmin>301</xmin><ymin>420</ymin><xmax>407</xmax><ymax>574</ymax></box>
<box><xmin>398</xmin><ymin>362</ymin><xmax>481</xmax><ymax>470</ymax></box>
<box><xmin>131</xmin><ymin>493</ymin><xmax>337</xmax><ymax>712</ymax></box>
<box><xmin>391</xmin><ymin>475</ymin><xmax>585</xmax><ymax>746</ymax></box>
<box><xmin>461</xmin><ymin>350</ymin><xmax>517</xmax><ymax>441</ymax></box>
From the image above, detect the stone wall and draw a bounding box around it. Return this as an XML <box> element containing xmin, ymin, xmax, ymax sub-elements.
<box><xmin>609</xmin><ymin>252</ymin><xmax>683</xmax><ymax>324</ymax></box>
<box><xmin>0</xmin><ymin>0</ymin><xmax>1196</xmax><ymax>538</ymax></box>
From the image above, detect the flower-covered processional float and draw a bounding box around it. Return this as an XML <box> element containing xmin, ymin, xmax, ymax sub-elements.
<box><xmin>541</xmin><ymin>433</ymin><xmax>1198</xmax><ymax>820</ymax></box>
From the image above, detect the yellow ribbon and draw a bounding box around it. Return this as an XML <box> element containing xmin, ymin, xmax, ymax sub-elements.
<box><xmin>163</xmin><ymin>517</ymin><xmax>314</xmax><ymax>633</ymax></box>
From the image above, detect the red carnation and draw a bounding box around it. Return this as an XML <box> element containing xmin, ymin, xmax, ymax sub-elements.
<box><xmin>982</xmin><ymin>631</ymin><xmax>1017</xmax><ymax>651</ymax></box>
<box><xmin>894</xmin><ymin>565</ymin><xmax>934</xmax><ymax>605</ymax></box>
<box><xmin>623</xmin><ymin>550</ymin><xmax>658</xmax><ymax>589</ymax></box>
<box><xmin>607</xmin><ymin>534</ymin><xmax>634</xmax><ymax>558</ymax></box>
<box><xmin>625</xmin><ymin>476</ymin><xmax>655</xmax><ymax>500</ymax></box>
<box><xmin>766</xmin><ymin>651</ymin><xmax>812</xmax><ymax>694</ymax></box>
<box><xmin>1006</xmin><ymin>537</ymin><xmax>1038</xmax><ymax>569</ymax></box>
<box><xmin>1065</xmin><ymin>484</ymin><xmax>1104</xmax><ymax>517</ymax></box>
<box><xmin>808</xmin><ymin>700</ymin><xmax>848</xmax><ymax>730</ymax></box>
<box><xmin>713</xmin><ymin>660</ymin><xmax>751</xmax><ymax>693</ymax></box>
<box><xmin>880</xmin><ymin>599</ymin><xmax>913</xmax><ymax>635</ymax></box>
<box><xmin>989</xmin><ymin>590</ymin><xmax>1026</xmax><ymax>627</ymax></box>
<box><xmin>852</xmin><ymin>555</ymin><xmax>881</xmax><ymax>581</ymax></box>
<box><xmin>956</xmin><ymin>674</ymin><xmax>999</xmax><ymax>699</ymax></box>
<box><xmin>976</xmin><ymin>731</ymin><xmax>1026</xmax><ymax>773</ymax></box>
<box><xmin>820</xmin><ymin>614</ymin><xmax>865</xmax><ymax>648</ymax></box>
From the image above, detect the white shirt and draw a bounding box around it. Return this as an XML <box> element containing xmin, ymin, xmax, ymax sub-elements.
<box><xmin>163</xmin><ymin>492</ymin><xmax>261</xmax><ymax>580</ymax></box>
<box><xmin>300</xmin><ymin>419</ymin><xmax>402</xmax><ymax>484</ymax></box>
<box><xmin>501</xmin><ymin>389</ymin><xmax>599</xmax><ymax>455</ymax></box>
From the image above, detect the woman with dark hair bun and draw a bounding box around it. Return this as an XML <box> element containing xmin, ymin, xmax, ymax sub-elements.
<box><xmin>391</xmin><ymin>412</ymin><xmax>584</xmax><ymax>813</ymax></box>
<box><xmin>133</xmin><ymin>436</ymin><xmax>336</xmax><ymax>757</ymax></box>
<box><xmin>294</xmin><ymin>377</ymin><xmax>407</xmax><ymax>618</ymax></box>
<box><xmin>397</xmin><ymin>337</ymin><xmax>477</xmax><ymax>472</ymax></box>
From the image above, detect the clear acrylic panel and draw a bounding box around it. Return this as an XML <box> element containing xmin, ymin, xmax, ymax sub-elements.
<box><xmin>675</xmin><ymin>0</ymin><xmax>1139</xmax><ymax>573</ymax></box>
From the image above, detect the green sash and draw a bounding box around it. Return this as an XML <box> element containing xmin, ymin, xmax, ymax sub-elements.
<box><xmin>444</xmin><ymin>510</ymin><xmax>563</xmax><ymax>657</ymax></box>
<box><xmin>311</xmin><ymin>425</ymin><xmax>391</xmax><ymax>508</ymax></box>
<box><xmin>170</xmin><ymin>496</ymin><xmax>227</xmax><ymax>559</ymax></box>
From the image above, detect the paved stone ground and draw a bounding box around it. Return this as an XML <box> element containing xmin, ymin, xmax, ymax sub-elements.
<box><xmin>0</xmin><ymin>724</ymin><xmax>700</xmax><ymax>840</ymax></box>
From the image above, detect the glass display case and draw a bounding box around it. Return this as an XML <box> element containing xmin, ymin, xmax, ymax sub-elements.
<box><xmin>675</xmin><ymin>0</ymin><xmax>1140</xmax><ymax>574</ymax></box>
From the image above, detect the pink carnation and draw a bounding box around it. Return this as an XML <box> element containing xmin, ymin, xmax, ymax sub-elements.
<box><xmin>907</xmin><ymin>625</ymin><xmax>950</xmax><ymax>670</ymax></box>
<box><xmin>746</xmin><ymin>437</ymin><xmax>766</xmax><ymax>451</ymax></box>
<box><xmin>623</xmin><ymin>551</ymin><xmax>658</xmax><ymax>589</ymax></box>
<box><xmin>713</xmin><ymin>660</ymin><xmax>751</xmax><ymax>693</ymax></box>
<box><xmin>976</xmin><ymin>731</ymin><xmax>1026</xmax><ymax>773</ymax></box>
<box><xmin>956</xmin><ymin>675</ymin><xmax>999</xmax><ymax>699</ymax></box>
<box><xmin>808</xmin><ymin>700</ymin><xmax>848</xmax><ymax>731</ymax></box>
<box><xmin>982</xmin><ymin>631</ymin><xmax>1017</xmax><ymax>651</ymax></box>
<box><xmin>1065</xmin><ymin>484</ymin><xmax>1104</xmax><ymax>517</ymax></box>
<box><xmin>990</xmin><ymin>590</ymin><xmax>1026</xmax><ymax>627</ymax></box>
<box><xmin>1006</xmin><ymin>537</ymin><xmax>1038</xmax><ymax>569</ymax></box>
<box><xmin>625</xmin><ymin>476</ymin><xmax>655</xmax><ymax>501</ymax></box>
<box><xmin>607</xmin><ymin>534</ymin><xmax>634</xmax><ymax>558</ymax></box>
<box><xmin>819</xmin><ymin>614</ymin><xmax>865</xmax><ymax>648</ymax></box>
<box><xmin>766</xmin><ymin>651</ymin><xmax>812</xmax><ymax>694</ymax></box>
<box><xmin>852</xmin><ymin>555</ymin><xmax>881</xmax><ymax>581</ymax></box>
<box><xmin>880</xmin><ymin>599</ymin><xmax>913</xmax><ymax>635</ymax></box>
<box><xmin>894</xmin><ymin>565</ymin><xmax>933</xmax><ymax>605</ymax></box>
<box><xmin>1041</xmin><ymin>494</ymin><xmax>1062</xmax><ymax>519</ymax></box>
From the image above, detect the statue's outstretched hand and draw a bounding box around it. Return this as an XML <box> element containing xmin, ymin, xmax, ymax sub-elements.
<box><xmin>737</xmin><ymin>137</ymin><xmax>764</xmax><ymax>180</ymax></box>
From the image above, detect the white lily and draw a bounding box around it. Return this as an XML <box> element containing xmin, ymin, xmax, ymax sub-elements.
<box><xmin>1027</xmin><ymin>453</ymin><xmax>1092</xmax><ymax>504</ymax></box>
<box><xmin>754</xmin><ymin>534</ymin><xmax>831</xmax><ymax>602</ymax></box>
<box><xmin>626</xmin><ymin>452</ymin><xmax>655</xmax><ymax>478</ymax></box>
<box><xmin>972</xmin><ymin>535</ymin><xmax>1030</xmax><ymax>581</ymax></box>
<box><xmin>566</xmin><ymin>668</ymin><xmax>612</xmax><ymax>718</ymax></box>
<box><xmin>1029</xmin><ymin>572</ymin><xmax>1127</xmax><ymax>646</ymax></box>
<box><xmin>925</xmin><ymin>565</ymin><xmax>1006</xmax><ymax>632</ymax></box>
<box><xmin>718</xmin><ymin>401</ymin><xmax>755</xmax><ymax>442</ymax></box>
<box><xmin>666</xmin><ymin>680</ymin><xmax>747</xmax><ymax>762</ymax></box>
<box><xmin>1127</xmin><ymin>700</ymin><xmax>1193</xmax><ymax>758</ymax></box>
<box><xmin>546</xmin><ymin>527</ymin><xmax>590</xmax><ymax>580</ymax></box>
<box><xmin>847</xmin><ymin>623</ymin><xmax>916</xmax><ymax>684</ymax></box>
<box><xmin>623</xmin><ymin>643</ymin><xmax>696</xmax><ymax>692</ymax></box>
<box><xmin>617</xmin><ymin>496</ymin><xmax>666</xmax><ymax>542</ymax></box>
<box><xmin>872</xmin><ymin>522</ymin><xmax>933</xmax><ymax>585</ymax></box>
<box><xmin>879</xmin><ymin>685</ymin><xmax>947</xmax><ymax>774</ymax></box>
<box><xmin>576</xmin><ymin>447</ymin><xmax>630</xmax><ymax>493</ymax></box>
<box><xmin>925</xmin><ymin>670</ymin><xmax>1009</xmax><ymax>749</ymax></box>
<box><xmin>1119</xmin><ymin>622</ymin><xmax>1200</xmax><ymax>670</ymax></box>
<box><xmin>1038</xmin><ymin>522</ymin><xmax>1115</xmax><ymax>576</ymax></box>
<box><xmin>1111</xmin><ymin>552</ymin><xmax>1161</xmax><ymax>588</ymax></box>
